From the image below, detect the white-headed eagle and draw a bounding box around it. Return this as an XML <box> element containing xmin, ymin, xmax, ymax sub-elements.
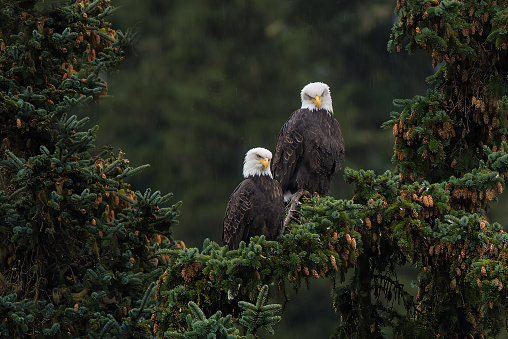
<box><xmin>272</xmin><ymin>82</ymin><xmax>345</xmax><ymax>201</ymax></box>
<box><xmin>222</xmin><ymin>147</ymin><xmax>284</xmax><ymax>250</ymax></box>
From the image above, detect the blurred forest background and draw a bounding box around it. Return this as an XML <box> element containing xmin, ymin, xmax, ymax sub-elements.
<box><xmin>92</xmin><ymin>0</ymin><xmax>433</xmax><ymax>244</ymax></box>
<box><xmin>85</xmin><ymin>0</ymin><xmax>506</xmax><ymax>337</ymax></box>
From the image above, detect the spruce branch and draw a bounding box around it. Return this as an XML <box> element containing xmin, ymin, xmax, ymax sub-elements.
<box><xmin>163</xmin><ymin>301</ymin><xmax>239</xmax><ymax>338</ymax></box>
<box><xmin>238</xmin><ymin>285</ymin><xmax>282</xmax><ymax>335</ymax></box>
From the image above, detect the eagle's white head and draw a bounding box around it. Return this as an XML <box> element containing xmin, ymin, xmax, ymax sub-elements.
<box><xmin>243</xmin><ymin>147</ymin><xmax>273</xmax><ymax>178</ymax></box>
<box><xmin>300</xmin><ymin>82</ymin><xmax>333</xmax><ymax>113</ymax></box>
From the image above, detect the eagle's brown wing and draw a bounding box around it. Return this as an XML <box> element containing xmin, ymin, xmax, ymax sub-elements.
<box><xmin>271</xmin><ymin>110</ymin><xmax>305</xmax><ymax>193</ymax></box>
<box><xmin>222</xmin><ymin>179</ymin><xmax>255</xmax><ymax>250</ymax></box>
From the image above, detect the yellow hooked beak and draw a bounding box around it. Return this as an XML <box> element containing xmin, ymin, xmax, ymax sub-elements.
<box><xmin>259</xmin><ymin>157</ymin><xmax>269</xmax><ymax>169</ymax></box>
<box><xmin>312</xmin><ymin>95</ymin><xmax>322</xmax><ymax>110</ymax></box>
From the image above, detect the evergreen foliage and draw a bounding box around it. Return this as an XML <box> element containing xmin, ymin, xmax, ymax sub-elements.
<box><xmin>237</xmin><ymin>285</ymin><xmax>281</xmax><ymax>335</ymax></box>
<box><xmin>386</xmin><ymin>0</ymin><xmax>508</xmax><ymax>183</ymax></box>
<box><xmin>163</xmin><ymin>301</ymin><xmax>239</xmax><ymax>339</ymax></box>
<box><xmin>161</xmin><ymin>286</ymin><xmax>280</xmax><ymax>339</ymax></box>
<box><xmin>0</xmin><ymin>0</ymin><xmax>179</xmax><ymax>337</ymax></box>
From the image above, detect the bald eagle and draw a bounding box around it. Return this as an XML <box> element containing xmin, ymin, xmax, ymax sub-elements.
<box><xmin>272</xmin><ymin>82</ymin><xmax>345</xmax><ymax>201</ymax></box>
<box><xmin>222</xmin><ymin>147</ymin><xmax>285</xmax><ymax>250</ymax></box>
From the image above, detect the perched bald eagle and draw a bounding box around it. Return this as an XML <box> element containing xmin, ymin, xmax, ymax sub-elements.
<box><xmin>272</xmin><ymin>82</ymin><xmax>345</xmax><ymax>201</ymax></box>
<box><xmin>222</xmin><ymin>147</ymin><xmax>285</xmax><ymax>250</ymax></box>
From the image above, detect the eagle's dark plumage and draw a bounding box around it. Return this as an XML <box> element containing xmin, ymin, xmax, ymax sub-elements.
<box><xmin>272</xmin><ymin>82</ymin><xmax>345</xmax><ymax>201</ymax></box>
<box><xmin>222</xmin><ymin>147</ymin><xmax>284</xmax><ymax>250</ymax></box>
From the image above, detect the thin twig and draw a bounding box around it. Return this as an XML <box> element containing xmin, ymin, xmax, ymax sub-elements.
<box><xmin>283</xmin><ymin>189</ymin><xmax>311</xmax><ymax>230</ymax></box>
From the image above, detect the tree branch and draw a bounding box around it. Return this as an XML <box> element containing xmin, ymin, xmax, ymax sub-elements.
<box><xmin>283</xmin><ymin>189</ymin><xmax>311</xmax><ymax>230</ymax></box>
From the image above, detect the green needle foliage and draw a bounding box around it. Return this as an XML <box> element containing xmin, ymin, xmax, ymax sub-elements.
<box><xmin>238</xmin><ymin>285</ymin><xmax>281</xmax><ymax>335</ymax></box>
<box><xmin>163</xmin><ymin>301</ymin><xmax>240</xmax><ymax>339</ymax></box>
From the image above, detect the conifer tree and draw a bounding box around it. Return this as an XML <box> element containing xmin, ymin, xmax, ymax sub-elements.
<box><xmin>0</xmin><ymin>1</ymin><xmax>180</xmax><ymax>337</ymax></box>
<box><xmin>154</xmin><ymin>1</ymin><xmax>508</xmax><ymax>338</ymax></box>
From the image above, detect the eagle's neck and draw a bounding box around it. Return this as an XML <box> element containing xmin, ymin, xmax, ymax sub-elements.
<box><xmin>243</xmin><ymin>169</ymin><xmax>273</xmax><ymax>179</ymax></box>
<box><xmin>249</xmin><ymin>173</ymin><xmax>273</xmax><ymax>181</ymax></box>
<box><xmin>301</xmin><ymin>104</ymin><xmax>333</xmax><ymax>114</ymax></box>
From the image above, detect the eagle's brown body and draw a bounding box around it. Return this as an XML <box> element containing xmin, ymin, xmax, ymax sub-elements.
<box><xmin>222</xmin><ymin>173</ymin><xmax>284</xmax><ymax>250</ymax></box>
<box><xmin>272</xmin><ymin>108</ymin><xmax>345</xmax><ymax>197</ymax></box>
